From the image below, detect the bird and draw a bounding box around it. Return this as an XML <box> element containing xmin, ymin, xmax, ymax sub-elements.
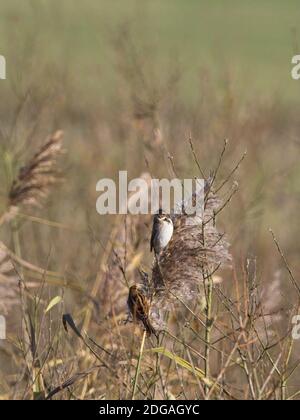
<box><xmin>127</xmin><ymin>285</ymin><xmax>156</xmax><ymax>336</ymax></box>
<box><xmin>150</xmin><ymin>209</ymin><xmax>174</xmax><ymax>256</ymax></box>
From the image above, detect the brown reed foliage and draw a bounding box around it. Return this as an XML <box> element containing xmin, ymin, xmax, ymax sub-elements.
<box><xmin>0</xmin><ymin>27</ymin><xmax>299</xmax><ymax>399</ymax></box>
<box><xmin>0</xmin><ymin>131</ymin><xmax>65</xmax><ymax>323</ymax></box>
<box><xmin>1</xmin><ymin>135</ymin><xmax>298</xmax><ymax>400</ymax></box>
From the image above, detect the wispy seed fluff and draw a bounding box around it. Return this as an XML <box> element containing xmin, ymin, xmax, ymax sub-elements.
<box><xmin>150</xmin><ymin>184</ymin><xmax>232</xmax><ymax>330</ymax></box>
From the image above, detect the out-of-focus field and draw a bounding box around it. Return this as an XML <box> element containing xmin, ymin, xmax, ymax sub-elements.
<box><xmin>1</xmin><ymin>0</ymin><xmax>300</xmax><ymax>104</ymax></box>
<box><xmin>0</xmin><ymin>0</ymin><xmax>299</xmax><ymax>109</ymax></box>
<box><xmin>0</xmin><ymin>1</ymin><xmax>300</xmax><ymax>400</ymax></box>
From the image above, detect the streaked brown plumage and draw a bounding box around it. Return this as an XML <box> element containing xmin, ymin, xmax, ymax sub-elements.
<box><xmin>127</xmin><ymin>285</ymin><xmax>156</xmax><ymax>336</ymax></box>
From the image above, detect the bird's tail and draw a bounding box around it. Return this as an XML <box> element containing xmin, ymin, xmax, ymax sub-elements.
<box><xmin>144</xmin><ymin>318</ymin><xmax>157</xmax><ymax>337</ymax></box>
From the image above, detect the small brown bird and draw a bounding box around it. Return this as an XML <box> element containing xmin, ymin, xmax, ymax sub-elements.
<box><xmin>127</xmin><ymin>285</ymin><xmax>156</xmax><ymax>336</ymax></box>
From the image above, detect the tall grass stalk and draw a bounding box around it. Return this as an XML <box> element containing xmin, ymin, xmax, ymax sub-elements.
<box><xmin>132</xmin><ymin>330</ymin><xmax>147</xmax><ymax>400</ymax></box>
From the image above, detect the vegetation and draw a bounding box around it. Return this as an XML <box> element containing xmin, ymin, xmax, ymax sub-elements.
<box><xmin>0</xmin><ymin>1</ymin><xmax>299</xmax><ymax>400</ymax></box>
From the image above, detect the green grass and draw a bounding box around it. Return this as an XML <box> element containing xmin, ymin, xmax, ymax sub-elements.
<box><xmin>0</xmin><ymin>0</ymin><xmax>300</xmax><ymax>107</ymax></box>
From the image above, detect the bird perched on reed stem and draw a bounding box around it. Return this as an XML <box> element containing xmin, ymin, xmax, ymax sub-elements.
<box><xmin>150</xmin><ymin>209</ymin><xmax>173</xmax><ymax>256</ymax></box>
<box><xmin>127</xmin><ymin>285</ymin><xmax>156</xmax><ymax>337</ymax></box>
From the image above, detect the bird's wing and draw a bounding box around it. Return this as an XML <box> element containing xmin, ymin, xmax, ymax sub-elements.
<box><xmin>150</xmin><ymin>219</ymin><xmax>157</xmax><ymax>252</ymax></box>
<box><xmin>136</xmin><ymin>292</ymin><xmax>149</xmax><ymax>317</ymax></box>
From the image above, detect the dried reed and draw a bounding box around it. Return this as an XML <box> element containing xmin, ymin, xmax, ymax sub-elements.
<box><xmin>9</xmin><ymin>130</ymin><xmax>64</xmax><ymax>209</ymax></box>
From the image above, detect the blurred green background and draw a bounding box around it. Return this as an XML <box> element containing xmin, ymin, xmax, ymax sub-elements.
<box><xmin>1</xmin><ymin>0</ymin><xmax>300</xmax><ymax>106</ymax></box>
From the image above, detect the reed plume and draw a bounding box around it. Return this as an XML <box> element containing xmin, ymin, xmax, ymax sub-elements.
<box><xmin>150</xmin><ymin>182</ymin><xmax>232</xmax><ymax>330</ymax></box>
<box><xmin>9</xmin><ymin>130</ymin><xmax>64</xmax><ymax>209</ymax></box>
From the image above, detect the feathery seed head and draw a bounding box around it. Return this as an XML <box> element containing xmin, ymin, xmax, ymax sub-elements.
<box><xmin>9</xmin><ymin>130</ymin><xmax>64</xmax><ymax>208</ymax></box>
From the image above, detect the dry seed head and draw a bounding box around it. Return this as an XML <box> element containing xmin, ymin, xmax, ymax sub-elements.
<box><xmin>9</xmin><ymin>131</ymin><xmax>64</xmax><ymax>208</ymax></box>
<box><xmin>150</xmin><ymin>187</ymin><xmax>232</xmax><ymax>330</ymax></box>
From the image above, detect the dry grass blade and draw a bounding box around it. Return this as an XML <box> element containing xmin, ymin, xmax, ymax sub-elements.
<box><xmin>46</xmin><ymin>365</ymin><xmax>101</xmax><ymax>400</ymax></box>
<box><xmin>150</xmin><ymin>347</ymin><xmax>218</xmax><ymax>389</ymax></box>
<box><xmin>270</xmin><ymin>229</ymin><xmax>300</xmax><ymax>296</ymax></box>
